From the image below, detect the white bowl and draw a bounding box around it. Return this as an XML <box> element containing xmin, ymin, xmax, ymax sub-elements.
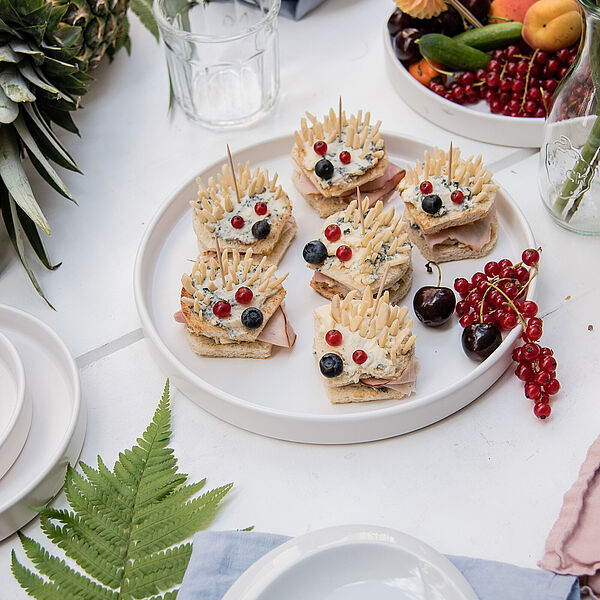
<box><xmin>0</xmin><ymin>331</ymin><xmax>31</xmax><ymax>480</ymax></box>
<box><xmin>383</xmin><ymin>24</ymin><xmax>545</xmax><ymax>148</ymax></box>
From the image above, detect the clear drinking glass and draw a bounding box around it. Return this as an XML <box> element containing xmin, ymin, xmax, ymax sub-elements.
<box><xmin>154</xmin><ymin>0</ymin><xmax>281</xmax><ymax>128</ymax></box>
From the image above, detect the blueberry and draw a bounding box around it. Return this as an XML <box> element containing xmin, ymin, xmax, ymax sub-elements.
<box><xmin>421</xmin><ymin>194</ymin><xmax>442</xmax><ymax>214</ymax></box>
<box><xmin>241</xmin><ymin>307</ymin><xmax>263</xmax><ymax>329</ymax></box>
<box><xmin>319</xmin><ymin>353</ymin><xmax>344</xmax><ymax>378</ymax></box>
<box><xmin>252</xmin><ymin>219</ymin><xmax>271</xmax><ymax>240</ymax></box>
<box><xmin>303</xmin><ymin>240</ymin><xmax>328</xmax><ymax>264</ymax></box>
<box><xmin>315</xmin><ymin>158</ymin><xmax>334</xmax><ymax>180</ymax></box>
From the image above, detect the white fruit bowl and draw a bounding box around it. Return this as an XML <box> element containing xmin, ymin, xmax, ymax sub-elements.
<box><xmin>383</xmin><ymin>24</ymin><xmax>545</xmax><ymax>148</ymax></box>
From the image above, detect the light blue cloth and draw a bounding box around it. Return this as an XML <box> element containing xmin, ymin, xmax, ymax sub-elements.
<box><xmin>179</xmin><ymin>530</ymin><xmax>581</xmax><ymax>600</ymax></box>
<box><xmin>280</xmin><ymin>0</ymin><xmax>326</xmax><ymax>19</ymax></box>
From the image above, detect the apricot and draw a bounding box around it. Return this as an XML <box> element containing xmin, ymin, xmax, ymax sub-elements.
<box><xmin>489</xmin><ymin>0</ymin><xmax>538</xmax><ymax>24</ymax></box>
<box><xmin>522</xmin><ymin>0</ymin><xmax>582</xmax><ymax>51</ymax></box>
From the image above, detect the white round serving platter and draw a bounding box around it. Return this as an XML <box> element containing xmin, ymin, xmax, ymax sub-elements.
<box><xmin>134</xmin><ymin>132</ymin><xmax>535</xmax><ymax>445</ymax></box>
<box><xmin>223</xmin><ymin>525</ymin><xmax>478</xmax><ymax>600</ymax></box>
<box><xmin>0</xmin><ymin>305</ymin><xmax>86</xmax><ymax>541</ymax></box>
<box><xmin>383</xmin><ymin>25</ymin><xmax>545</xmax><ymax>148</ymax></box>
<box><xmin>0</xmin><ymin>331</ymin><xmax>31</xmax><ymax>480</ymax></box>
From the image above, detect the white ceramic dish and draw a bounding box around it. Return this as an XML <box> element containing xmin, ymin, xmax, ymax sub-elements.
<box><xmin>134</xmin><ymin>133</ymin><xmax>535</xmax><ymax>445</ymax></box>
<box><xmin>383</xmin><ymin>25</ymin><xmax>544</xmax><ymax>148</ymax></box>
<box><xmin>0</xmin><ymin>305</ymin><xmax>85</xmax><ymax>541</ymax></box>
<box><xmin>0</xmin><ymin>331</ymin><xmax>31</xmax><ymax>480</ymax></box>
<box><xmin>223</xmin><ymin>525</ymin><xmax>478</xmax><ymax>600</ymax></box>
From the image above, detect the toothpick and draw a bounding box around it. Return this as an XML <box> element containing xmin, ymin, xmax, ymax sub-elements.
<box><xmin>338</xmin><ymin>97</ymin><xmax>342</xmax><ymax>142</ymax></box>
<box><xmin>448</xmin><ymin>141</ymin><xmax>453</xmax><ymax>183</ymax></box>
<box><xmin>214</xmin><ymin>235</ymin><xmax>226</xmax><ymax>287</ymax></box>
<box><xmin>370</xmin><ymin>262</ymin><xmax>390</xmax><ymax>322</ymax></box>
<box><xmin>356</xmin><ymin>187</ymin><xmax>365</xmax><ymax>235</ymax></box>
<box><xmin>226</xmin><ymin>144</ymin><xmax>241</xmax><ymax>204</ymax></box>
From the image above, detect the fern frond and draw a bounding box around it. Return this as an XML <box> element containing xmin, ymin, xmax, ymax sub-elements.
<box><xmin>18</xmin><ymin>534</ymin><xmax>117</xmax><ymax>599</ymax></box>
<box><xmin>12</xmin><ymin>380</ymin><xmax>233</xmax><ymax>600</ymax></box>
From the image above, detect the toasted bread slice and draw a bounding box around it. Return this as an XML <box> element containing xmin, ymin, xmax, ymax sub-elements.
<box><xmin>291</xmin><ymin>144</ymin><xmax>388</xmax><ymax>199</ymax></box>
<box><xmin>180</xmin><ymin>286</ymin><xmax>286</xmax><ymax>343</ymax></box>
<box><xmin>185</xmin><ymin>330</ymin><xmax>272</xmax><ymax>359</ymax></box>
<box><xmin>403</xmin><ymin>189</ymin><xmax>497</xmax><ymax>235</ymax></box>
<box><xmin>310</xmin><ymin>265</ymin><xmax>413</xmax><ymax>304</ymax></box>
<box><xmin>407</xmin><ymin>216</ymin><xmax>499</xmax><ymax>263</ymax></box>
<box><xmin>326</xmin><ymin>381</ymin><xmax>414</xmax><ymax>403</ymax></box>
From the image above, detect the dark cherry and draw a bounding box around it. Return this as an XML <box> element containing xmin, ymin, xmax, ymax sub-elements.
<box><xmin>315</xmin><ymin>158</ymin><xmax>334</xmax><ymax>180</ymax></box>
<box><xmin>413</xmin><ymin>286</ymin><xmax>456</xmax><ymax>327</ymax></box>
<box><xmin>461</xmin><ymin>323</ymin><xmax>502</xmax><ymax>362</ymax></box>
<box><xmin>430</xmin><ymin>6</ymin><xmax>463</xmax><ymax>36</ymax></box>
<box><xmin>461</xmin><ymin>0</ymin><xmax>490</xmax><ymax>22</ymax></box>
<box><xmin>387</xmin><ymin>9</ymin><xmax>412</xmax><ymax>36</ymax></box>
<box><xmin>393</xmin><ymin>28</ymin><xmax>423</xmax><ymax>62</ymax></box>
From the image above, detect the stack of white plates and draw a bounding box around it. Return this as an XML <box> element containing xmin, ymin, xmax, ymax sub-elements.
<box><xmin>0</xmin><ymin>305</ymin><xmax>86</xmax><ymax>540</ymax></box>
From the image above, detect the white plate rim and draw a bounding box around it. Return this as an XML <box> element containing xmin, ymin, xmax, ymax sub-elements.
<box><xmin>382</xmin><ymin>23</ymin><xmax>545</xmax><ymax>148</ymax></box>
<box><xmin>134</xmin><ymin>132</ymin><xmax>536</xmax><ymax>439</ymax></box>
<box><xmin>0</xmin><ymin>305</ymin><xmax>83</xmax><ymax>514</ymax></box>
<box><xmin>0</xmin><ymin>330</ymin><xmax>27</xmax><ymax>451</ymax></box>
<box><xmin>222</xmin><ymin>524</ymin><xmax>478</xmax><ymax>600</ymax></box>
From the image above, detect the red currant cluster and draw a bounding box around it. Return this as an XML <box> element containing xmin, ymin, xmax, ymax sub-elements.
<box><xmin>428</xmin><ymin>44</ymin><xmax>578</xmax><ymax>118</ymax></box>
<box><xmin>454</xmin><ymin>248</ymin><xmax>559</xmax><ymax>420</ymax></box>
<box><xmin>314</xmin><ymin>141</ymin><xmax>351</xmax><ymax>165</ymax></box>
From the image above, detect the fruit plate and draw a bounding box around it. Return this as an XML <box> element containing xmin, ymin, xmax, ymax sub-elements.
<box><xmin>0</xmin><ymin>305</ymin><xmax>86</xmax><ymax>541</ymax></box>
<box><xmin>383</xmin><ymin>25</ymin><xmax>545</xmax><ymax>148</ymax></box>
<box><xmin>0</xmin><ymin>331</ymin><xmax>31</xmax><ymax>481</ymax></box>
<box><xmin>134</xmin><ymin>132</ymin><xmax>536</xmax><ymax>445</ymax></box>
<box><xmin>222</xmin><ymin>525</ymin><xmax>478</xmax><ymax>600</ymax></box>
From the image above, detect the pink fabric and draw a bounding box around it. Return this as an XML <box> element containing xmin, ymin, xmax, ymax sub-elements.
<box><xmin>539</xmin><ymin>434</ymin><xmax>600</xmax><ymax>598</ymax></box>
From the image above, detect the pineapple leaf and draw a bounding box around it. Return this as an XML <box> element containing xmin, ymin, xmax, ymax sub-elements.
<box><xmin>20</xmin><ymin>61</ymin><xmax>74</xmax><ymax>102</ymax></box>
<box><xmin>15</xmin><ymin>202</ymin><xmax>60</xmax><ymax>270</ymax></box>
<box><xmin>12</xmin><ymin>381</ymin><xmax>233</xmax><ymax>599</ymax></box>
<box><xmin>14</xmin><ymin>113</ymin><xmax>75</xmax><ymax>202</ymax></box>
<box><xmin>0</xmin><ymin>64</ymin><xmax>36</xmax><ymax>102</ymax></box>
<box><xmin>0</xmin><ymin>86</ymin><xmax>17</xmax><ymax>123</ymax></box>
<box><xmin>0</xmin><ymin>189</ymin><xmax>54</xmax><ymax>307</ymax></box>
<box><xmin>0</xmin><ymin>124</ymin><xmax>50</xmax><ymax>233</ymax></box>
<box><xmin>130</xmin><ymin>0</ymin><xmax>160</xmax><ymax>41</ymax></box>
<box><xmin>0</xmin><ymin>43</ymin><xmax>18</xmax><ymax>62</ymax></box>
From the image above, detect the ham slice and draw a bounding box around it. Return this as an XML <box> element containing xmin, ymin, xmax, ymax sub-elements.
<box><xmin>423</xmin><ymin>210</ymin><xmax>495</xmax><ymax>252</ymax></box>
<box><xmin>360</xmin><ymin>358</ymin><xmax>419</xmax><ymax>395</ymax></box>
<box><xmin>174</xmin><ymin>310</ymin><xmax>186</xmax><ymax>324</ymax></box>
<box><xmin>294</xmin><ymin>161</ymin><xmax>405</xmax><ymax>206</ymax></box>
<box><xmin>257</xmin><ymin>306</ymin><xmax>296</xmax><ymax>348</ymax></box>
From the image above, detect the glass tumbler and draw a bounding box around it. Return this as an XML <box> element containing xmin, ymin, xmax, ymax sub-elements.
<box><xmin>154</xmin><ymin>0</ymin><xmax>281</xmax><ymax>128</ymax></box>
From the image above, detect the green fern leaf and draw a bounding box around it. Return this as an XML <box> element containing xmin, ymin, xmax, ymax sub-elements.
<box><xmin>12</xmin><ymin>381</ymin><xmax>233</xmax><ymax>599</ymax></box>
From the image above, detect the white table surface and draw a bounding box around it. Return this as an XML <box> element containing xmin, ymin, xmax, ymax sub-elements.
<box><xmin>0</xmin><ymin>0</ymin><xmax>599</xmax><ymax>595</ymax></box>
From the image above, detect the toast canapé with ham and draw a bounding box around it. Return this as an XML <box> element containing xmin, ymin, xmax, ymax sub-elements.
<box><xmin>399</xmin><ymin>147</ymin><xmax>500</xmax><ymax>263</ymax></box>
<box><xmin>313</xmin><ymin>289</ymin><xmax>419</xmax><ymax>403</ymax></box>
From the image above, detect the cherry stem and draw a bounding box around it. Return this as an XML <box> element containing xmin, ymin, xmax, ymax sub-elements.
<box><xmin>425</xmin><ymin>261</ymin><xmax>442</xmax><ymax>288</ymax></box>
<box><xmin>521</xmin><ymin>48</ymin><xmax>539</xmax><ymax>113</ymax></box>
<box><xmin>484</xmin><ymin>280</ymin><xmax>528</xmax><ymax>329</ymax></box>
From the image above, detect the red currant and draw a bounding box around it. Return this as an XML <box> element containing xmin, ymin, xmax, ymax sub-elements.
<box><xmin>456</xmin><ymin>300</ymin><xmax>470</xmax><ymax>316</ymax></box>
<box><xmin>352</xmin><ymin>349</ymin><xmax>368</xmax><ymax>364</ymax></box>
<box><xmin>521</xmin><ymin>342</ymin><xmax>540</xmax><ymax>361</ymax></box>
<box><xmin>454</xmin><ymin>278</ymin><xmax>471</xmax><ymax>295</ymax></box>
<box><xmin>213</xmin><ymin>300</ymin><xmax>231</xmax><ymax>318</ymax></box>
<box><xmin>516</xmin><ymin>363</ymin><xmax>534</xmax><ymax>381</ymax></box>
<box><xmin>512</xmin><ymin>346</ymin><xmax>524</xmax><ymax>362</ymax></box>
<box><xmin>544</xmin><ymin>379</ymin><xmax>560</xmax><ymax>395</ymax></box>
<box><xmin>325</xmin><ymin>329</ymin><xmax>343</xmax><ymax>346</ymax></box>
<box><xmin>488</xmin><ymin>290</ymin><xmax>504</xmax><ymax>308</ymax></box>
<box><xmin>482</xmin><ymin>314</ymin><xmax>496</xmax><ymax>325</ymax></box>
<box><xmin>525</xmin><ymin>381</ymin><xmax>542</xmax><ymax>400</ymax></box>
<box><xmin>336</xmin><ymin>245</ymin><xmax>352</xmax><ymax>261</ymax></box>
<box><xmin>339</xmin><ymin>151</ymin><xmax>351</xmax><ymax>164</ymax></box>
<box><xmin>254</xmin><ymin>202</ymin><xmax>268</xmax><ymax>216</ymax></box>
<box><xmin>484</xmin><ymin>261</ymin><xmax>499</xmax><ymax>277</ymax></box>
<box><xmin>534</xmin><ymin>402</ymin><xmax>551</xmax><ymax>419</ymax></box>
<box><xmin>460</xmin><ymin>314</ymin><xmax>475</xmax><ymax>328</ymax></box>
<box><xmin>325</xmin><ymin>224</ymin><xmax>341</xmax><ymax>242</ymax></box>
<box><xmin>514</xmin><ymin>266</ymin><xmax>529</xmax><ymax>285</ymax></box>
<box><xmin>539</xmin><ymin>393</ymin><xmax>550</xmax><ymax>404</ymax></box>
<box><xmin>314</xmin><ymin>141</ymin><xmax>327</xmax><ymax>155</ymax></box>
<box><xmin>231</xmin><ymin>215</ymin><xmax>245</xmax><ymax>229</ymax></box>
<box><xmin>451</xmin><ymin>190</ymin><xmax>464</xmax><ymax>204</ymax></box>
<box><xmin>503</xmin><ymin>282</ymin><xmax>519</xmax><ymax>299</ymax></box>
<box><xmin>467</xmin><ymin>292</ymin><xmax>483</xmax><ymax>308</ymax></box>
<box><xmin>235</xmin><ymin>287</ymin><xmax>253</xmax><ymax>304</ymax></box>
<box><xmin>540</xmin><ymin>346</ymin><xmax>554</xmax><ymax>357</ymax></box>
<box><xmin>499</xmin><ymin>266</ymin><xmax>515</xmax><ymax>280</ymax></box>
<box><xmin>540</xmin><ymin>355</ymin><xmax>557</xmax><ymax>372</ymax></box>
<box><xmin>522</xmin><ymin>248</ymin><xmax>540</xmax><ymax>266</ymax></box>
<box><xmin>498</xmin><ymin>259</ymin><xmax>513</xmax><ymax>270</ymax></box>
<box><xmin>534</xmin><ymin>371</ymin><xmax>552</xmax><ymax>387</ymax></box>
<box><xmin>528</xmin><ymin>317</ymin><xmax>543</xmax><ymax>328</ymax></box>
<box><xmin>525</xmin><ymin>323</ymin><xmax>543</xmax><ymax>341</ymax></box>
<box><xmin>499</xmin><ymin>312</ymin><xmax>518</xmax><ymax>330</ymax></box>
<box><xmin>488</xmin><ymin>59</ymin><xmax>502</xmax><ymax>72</ymax></box>
<box><xmin>420</xmin><ymin>181</ymin><xmax>433</xmax><ymax>194</ymax></box>
<box><xmin>476</xmin><ymin>280</ymin><xmax>490</xmax><ymax>294</ymax></box>
<box><xmin>471</xmin><ymin>272</ymin><xmax>487</xmax><ymax>286</ymax></box>
<box><xmin>521</xmin><ymin>301</ymin><xmax>538</xmax><ymax>318</ymax></box>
